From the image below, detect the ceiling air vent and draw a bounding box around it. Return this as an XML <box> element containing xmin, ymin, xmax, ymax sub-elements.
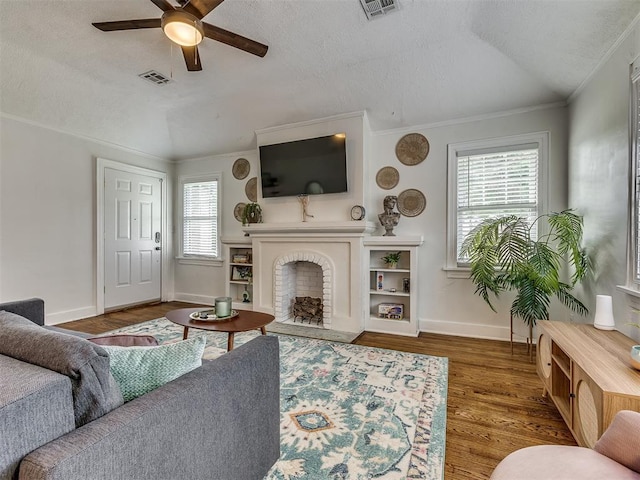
<box><xmin>138</xmin><ymin>70</ymin><xmax>172</xmax><ymax>86</ymax></box>
<box><xmin>359</xmin><ymin>0</ymin><xmax>398</xmax><ymax>20</ymax></box>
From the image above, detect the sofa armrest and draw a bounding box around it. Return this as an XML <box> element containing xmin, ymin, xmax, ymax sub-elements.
<box><xmin>19</xmin><ymin>335</ymin><xmax>281</xmax><ymax>480</ymax></box>
<box><xmin>0</xmin><ymin>298</ymin><xmax>44</xmax><ymax>325</ymax></box>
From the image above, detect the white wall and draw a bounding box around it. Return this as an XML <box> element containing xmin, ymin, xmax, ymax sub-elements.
<box><xmin>568</xmin><ymin>19</ymin><xmax>640</xmax><ymax>341</ymax></box>
<box><xmin>0</xmin><ymin>115</ymin><xmax>173</xmax><ymax>323</ymax></box>
<box><xmin>371</xmin><ymin>106</ymin><xmax>570</xmax><ymax>340</ymax></box>
<box><xmin>173</xmin><ymin>150</ymin><xmax>257</xmax><ymax>304</ymax></box>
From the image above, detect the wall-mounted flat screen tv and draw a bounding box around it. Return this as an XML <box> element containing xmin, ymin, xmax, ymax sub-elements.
<box><xmin>259</xmin><ymin>134</ymin><xmax>347</xmax><ymax>198</ymax></box>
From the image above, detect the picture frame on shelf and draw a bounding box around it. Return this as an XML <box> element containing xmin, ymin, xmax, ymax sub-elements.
<box><xmin>231</xmin><ymin>265</ymin><xmax>252</xmax><ymax>281</ymax></box>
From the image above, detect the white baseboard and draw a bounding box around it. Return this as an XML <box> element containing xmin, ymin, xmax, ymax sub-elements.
<box><xmin>46</xmin><ymin>306</ymin><xmax>98</xmax><ymax>325</ymax></box>
<box><xmin>419</xmin><ymin>317</ymin><xmax>532</xmax><ymax>343</ymax></box>
<box><xmin>172</xmin><ymin>293</ymin><xmax>215</xmax><ymax>306</ymax></box>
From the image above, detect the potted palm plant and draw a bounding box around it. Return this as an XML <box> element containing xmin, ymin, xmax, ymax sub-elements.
<box><xmin>461</xmin><ymin>209</ymin><xmax>590</xmax><ymax>339</ymax></box>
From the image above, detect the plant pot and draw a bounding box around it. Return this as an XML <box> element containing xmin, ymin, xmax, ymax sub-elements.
<box><xmin>631</xmin><ymin>345</ymin><xmax>640</xmax><ymax>371</ymax></box>
<box><xmin>386</xmin><ymin>262</ymin><xmax>397</xmax><ymax>269</ymax></box>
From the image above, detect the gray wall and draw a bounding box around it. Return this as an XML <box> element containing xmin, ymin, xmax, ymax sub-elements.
<box><xmin>568</xmin><ymin>20</ymin><xmax>640</xmax><ymax>341</ymax></box>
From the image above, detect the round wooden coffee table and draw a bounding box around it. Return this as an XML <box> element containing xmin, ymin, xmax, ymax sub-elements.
<box><xmin>165</xmin><ymin>307</ymin><xmax>274</xmax><ymax>351</ymax></box>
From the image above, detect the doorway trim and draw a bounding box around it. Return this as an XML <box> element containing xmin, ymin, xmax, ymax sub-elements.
<box><xmin>96</xmin><ymin>158</ymin><xmax>169</xmax><ymax>314</ymax></box>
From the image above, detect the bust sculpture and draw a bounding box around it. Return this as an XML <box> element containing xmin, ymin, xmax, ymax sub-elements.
<box><xmin>378</xmin><ymin>195</ymin><xmax>400</xmax><ymax>236</ymax></box>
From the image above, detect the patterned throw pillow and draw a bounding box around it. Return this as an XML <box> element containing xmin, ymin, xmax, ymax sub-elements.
<box><xmin>101</xmin><ymin>336</ymin><xmax>207</xmax><ymax>402</ymax></box>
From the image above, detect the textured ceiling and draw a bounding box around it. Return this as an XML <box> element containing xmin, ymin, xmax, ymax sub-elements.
<box><xmin>1</xmin><ymin>0</ymin><xmax>639</xmax><ymax>160</ymax></box>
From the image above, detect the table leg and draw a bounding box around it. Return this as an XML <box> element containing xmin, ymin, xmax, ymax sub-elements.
<box><xmin>227</xmin><ymin>332</ymin><xmax>235</xmax><ymax>351</ymax></box>
<box><xmin>183</xmin><ymin>327</ymin><xmax>189</xmax><ymax>340</ymax></box>
<box><xmin>260</xmin><ymin>326</ymin><xmax>267</xmax><ymax>335</ymax></box>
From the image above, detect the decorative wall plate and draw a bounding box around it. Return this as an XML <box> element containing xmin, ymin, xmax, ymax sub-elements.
<box><xmin>397</xmin><ymin>189</ymin><xmax>426</xmax><ymax>217</ymax></box>
<box><xmin>376</xmin><ymin>166</ymin><xmax>399</xmax><ymax>190</ymax></box>
<box><xmin>245</xmin><ymin>177</ymin><xmax>257</xmax><ymax>202</ymax></box>
<box><xmin>396</xmin><ymin>133</ymin><xmax>429</xmax><ymax>166</ymax></box>
<box><xmin>234</xmin><ymin>202</ymin><xmax>246</xmax><ymax>223</ymax></box>
<box><xmin>232</xmin><ymin>158</ymin><xmax>250</xmax><ymax>180</ymax></box>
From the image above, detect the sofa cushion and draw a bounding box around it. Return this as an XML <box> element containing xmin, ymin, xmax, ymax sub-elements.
<box><xmin>88</xmin><ymin>334</ymin><xmax>159</xmax><ymax>347</ymax></box>
<box><xmin>0</xmin><ymin>311</ymin><xmax>124</xmax><ymax>427</ymax></box>
<box><xmin>594</xmin><ymin>410</ymin><xmax>640</xmax><ymax>474</ymax></box>
<box><xmin>101</xmin><ymin>336</ymin><xmax>206</xmax><ymax>401</ymax></box>
<box><xmin>0</xmin><ymin>354</ymin><xmax>75</xmax><ymax>480</ymax></box>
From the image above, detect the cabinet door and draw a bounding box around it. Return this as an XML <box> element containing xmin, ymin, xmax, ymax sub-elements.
<box><xmin>536</xmin><ymin>331</ymin><xmax>552</xmax><ymax>393</ymax></box>
<box><xmin>572</xmin><ymin>364</ymin><xmax>603</xmax><ymax>447</ymax></box>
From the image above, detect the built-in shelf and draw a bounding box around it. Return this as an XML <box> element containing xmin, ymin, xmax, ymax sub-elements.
<box><xmin>365</xmin><ymin>238</ymin><xmax>423</xmax><ymax>337</ymax></box>
<box><xmin>222</xmin><ymin>239</ymin><xmax>254</xmax><ymax>310</ymax></box>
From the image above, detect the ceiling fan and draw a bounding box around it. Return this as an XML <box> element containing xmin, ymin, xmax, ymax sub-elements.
<box><xmin>92</xmin><ymin>0</ymin><xmax>268</xmax><ymax>72</ymax></box>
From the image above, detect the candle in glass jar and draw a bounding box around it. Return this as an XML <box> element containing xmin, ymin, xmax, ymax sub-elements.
<box><xmin>215</xmin><ymin>297</ymin><xmax>232</xmax><ymax>318</ymax></box>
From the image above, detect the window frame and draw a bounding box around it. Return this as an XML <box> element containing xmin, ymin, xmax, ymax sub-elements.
<box><xmin>445</xmin><ymin>132</ymin><xmax>549</xmax><ymax>277</ymax></box>
<box><xmin>625</xmin><ymin>60</ymin><xmax>640</xmax><ymax>293</ymax></box>
<box><xmin>177</xmin><ymin>173</ymin><xmax>222</xmax><ymax>263</ymax></box>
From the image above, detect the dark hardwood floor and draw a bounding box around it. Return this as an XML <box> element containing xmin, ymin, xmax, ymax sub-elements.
<box><xmin>60</xmin><ymin>301</ymin><xmax>576</xmax><ymax>480</ymax></box>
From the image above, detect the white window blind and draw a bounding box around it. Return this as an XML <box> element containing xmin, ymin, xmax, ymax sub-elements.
<box><xmin>632</xmin><ymin>64</ymin><xmax>640</xmax><ymax>282</ymax></box>
<box><xmin>182</xmin><ymin>179</ymin><xmax>219</xmax><ymax>257</ymax></box>
<box><xmin>456</xmin><ymin>145</ymin><xmax>539</xmax><ymax>262</ymax></box>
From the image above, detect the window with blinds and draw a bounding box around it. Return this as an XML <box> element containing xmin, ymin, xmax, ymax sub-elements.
<box><xmin>446</xmin><ymin>132</ymin><xmax>547</xmax><ymax>272</ymax></box>
<box><xmin>182</xmin><ymin>178</ymin><xmax>219</xmax><ymax>258</ymax></box>
<box><xmin>456</xmin><ymin>145</ymin><xmax>539</xmax><ymax>262</ymax></box>
<box><xmin>631</xmin><ymin>62</ymin><xmax>640</xmax><ymax>282</ymax></box>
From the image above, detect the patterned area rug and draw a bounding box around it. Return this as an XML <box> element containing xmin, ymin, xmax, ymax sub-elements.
<box><xmin>109</xmin><ymin>318</ymin><xmax>448</xmax><ymax>479</ymax></box>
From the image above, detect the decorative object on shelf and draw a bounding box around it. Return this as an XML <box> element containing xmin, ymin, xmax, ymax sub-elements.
<box><xmin>242</xmin><ymin>202</ymin><xmax>262</xmax><ymax>225</ymax></box>
<box><xmin>403</xmin><ymin>278</ymin><xmax>410</xmax><ymax>293</ymax></box>
<box><xmin>297</xmin><ymin>194</ymin><xmax>314</xmax><ymax>222</ymax></box>
<box><xmin>378</xmin><ymin>303</ymin><xmax>404</xmax><ymax>320</ymax></box>
<box><xmin>376</xmin><ymin>166</ymin><xmax>399</xmax><ymax>190</ymax></box>
<box><xmin>232</xmin><ymin>253</ymin><xmax>250</xmax><ymax>264</ymax></box>
<box><xmin>242</xmin><ymin>287</ymin><xmax>251</xmax><ymax>303</ymax></box>
<box><xmin>594</xmin><ymin>295</ymin><xmax>616</xmax><ymax>330</ymax></box>
<box><xmin>397</xmin><ymin>189</ymin><xmax>426</xmax><ymax>217</ymax></box>
<box><xmin>245</xmin><ymin>177</ymin><xmax>258</xmax><ymax>202</ymax></box>
<box><xmin>350</xmin><ymin>205</ymin><xmax>366</xmax><ymax>221</ymax></box>
<box><xmin>378</xmin><ymin>195</ymin><xmax>400</xmax><ymax>236</ymax></box>
<box><xmin>461</xmin><ymin>210</ymin><xmax>590</xmax><ymax>352</ymax></box>
<box><xmin>214</xmin><ymin>296</ymin><xmax>232</xmax><ymax>318</ymax></box>
<box><xmin>376</xmin><ymin>272</ymin><xmax>384</xmax><ymax>291</ymax></box>
<box><xmin>381</xmin><ymin>251</ymin><xmax>402</xmax><ymax>269</ymax></box>
<box><xmin>233</xmin><ymin>202</ymin><xmax>246</xmax><ymax>223</ymax></box>
<box><xmin>231</xmin><ymin>265</ymin><xmax>252</xmax><ymax>281</ymax></box>
<box><xmin>396</xmin><ymin>133</ymin><xmax>429</xmax><ymax>166</ymax></box>
<box><xmin>232</xmin><ymin>158</ymin><xmax>250</xmax><ymax>180</ymax></box>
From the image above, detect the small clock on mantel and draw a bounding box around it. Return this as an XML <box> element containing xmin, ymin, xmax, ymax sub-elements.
<box><xmin>350</xmin><ymin>205</ymin><xmax>366</xmax><ymax>221</ymax></box>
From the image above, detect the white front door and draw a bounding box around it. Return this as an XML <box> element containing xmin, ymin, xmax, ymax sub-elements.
<box><xmin>104</xmin><ymin>167</ymin><xmax>162</xmax><ymax>309</ymax></box>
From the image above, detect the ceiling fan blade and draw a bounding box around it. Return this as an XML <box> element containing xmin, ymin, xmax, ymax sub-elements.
<box><xmin>92</xmin><ymin>19</ymin><xmax>162</xmax><ymax>31</ymax></box>
<box><xmin>181</xmin><ymin>45</ymin><xmax>203</xmax><ymax>71</ymax></box>
<box><xmin>149</xmin><ymin>0</ymin><xmax>175</xmax><ymax>12</ymax></box>
<box><xmin>202</xmin><ymin>23</ymin><xmax>268</xmax><ymax>57</ymax></box>
<box><xmin>181</xmin><ymin>0</ymin><xmax>225</xmax><ymax>19</ymax></box>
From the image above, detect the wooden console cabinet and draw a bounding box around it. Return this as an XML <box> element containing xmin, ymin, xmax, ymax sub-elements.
<box><xmin>537</xmin><ymin>321</ymin><xmax>640</xmax><ymax>447</ymax></box>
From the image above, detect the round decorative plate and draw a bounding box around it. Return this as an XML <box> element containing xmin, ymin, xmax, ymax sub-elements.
<box><xmin>396</xmin><ymin>133</ymin><xmax>429</xmax><ymax>166</ymax></box>
<box><xmin>232</xmin><ymin>158</ymin><xmax>250</xmax><ymax>180</ymax></box>
<box><xmin>375</xmin><ymin>166</ymin><xmax>399</xmax><ymax>190</ymax></box>
<box><xmin>234</xmin><ymin>202</ymin><xmax>246</xmax><ymax>223</ymax></box>
<box><xmin>190</xmin><ymin>310</ymin><xmax>239</xmax><ymax>322</ymax></box>
<box><xmin>245</xmin><ymin>177</ymin><xmax>257</xmax><ymax>202</ymax></box>
<box><xmin>397</xmin><ymin>188</ymin><xmax>426</xmax><ymax>217</ymax></box>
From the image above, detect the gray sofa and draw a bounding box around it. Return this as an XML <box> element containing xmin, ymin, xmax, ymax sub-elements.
<box><xmin>0</xmin><ymin>298</ymin><xmax>280</xmax><ymax>480</ymax></box>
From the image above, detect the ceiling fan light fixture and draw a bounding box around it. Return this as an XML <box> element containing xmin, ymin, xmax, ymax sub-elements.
<box><xmin>161</xmin><ymin>10</ymin><xmax>204</xmax><ymax>47</ymax></box>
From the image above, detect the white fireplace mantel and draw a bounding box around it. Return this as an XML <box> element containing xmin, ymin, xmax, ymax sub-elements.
<box><xmin>242</xmin><ymin>221</ymin><xmax>377</xmax><ymax>237</ymax></box>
